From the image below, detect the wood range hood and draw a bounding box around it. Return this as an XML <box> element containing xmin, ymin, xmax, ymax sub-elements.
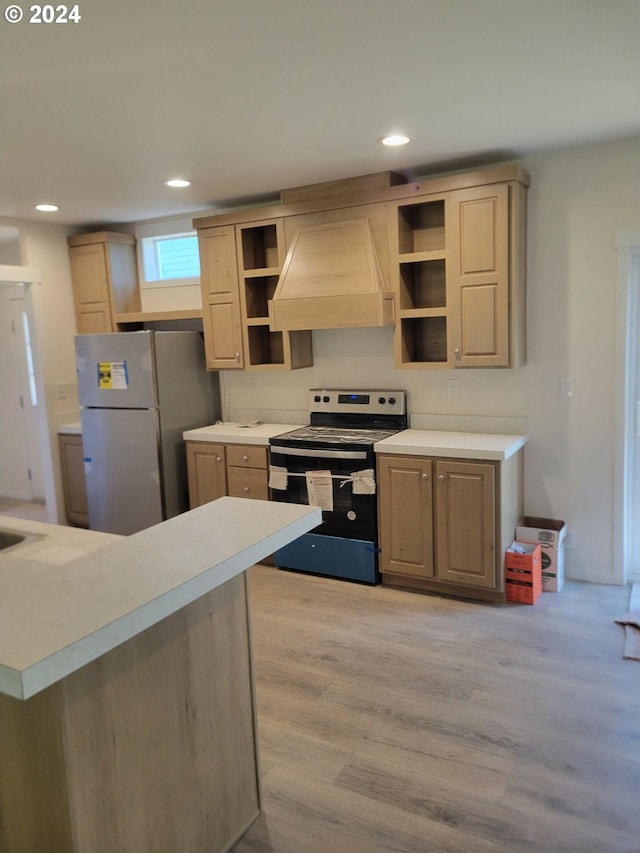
<box><xmin>268</xmin><ymin>218</ymin><xmax>395</xmax><ymax>332</ymax></box>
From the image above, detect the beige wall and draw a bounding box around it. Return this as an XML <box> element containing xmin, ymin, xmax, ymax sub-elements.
<box><xmin>4</xmin><ymin>135</ymin><xmax>640</xmax><ymax>579</ymax></box>
<box><xmin>224</xmin><ymin>135</ymin><xmax>640</xmax><ymax>584</ymax></box>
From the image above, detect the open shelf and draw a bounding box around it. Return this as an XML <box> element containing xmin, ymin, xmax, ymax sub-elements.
<box><xmin>240</xmin><ymin>224</ymin><xmax>279</xmax><ymax>270</ymax></box>
<box><xmin>244</xmin><ymin>275</ymin><xmax>279</xmax><ymax>319</ymax></box>
<box><xmin>398</xmin><ymin>316</ymin><xmax>448</xmax><ymax>365</ymax></box>
<box><xmin>398</xmin><ymin>258</ymin><xmax>446</xmax><ymax>310</ymax></box>
<box><xmin>393</xmin><ymin>196</ymin><xmax>450</xmax><ymax>368</ymax></box>
<box><xmin>115</xmin><ymin>309</ymin><xmax>203</xmax><ymax>324</ymax></box>
<box><xmin>236</xmin><ymin>219</ymin><xmax>312</xmax><ymax>371</ymax></box>
<box><xmin>397</xmin><ymin>200</ymin><xmax>445</xmax><ymax>254</ymax></box>
<box><xmin>247</xmin><ymin>325</ymin><xmax>285</xmax><ymax>366</ymax></box>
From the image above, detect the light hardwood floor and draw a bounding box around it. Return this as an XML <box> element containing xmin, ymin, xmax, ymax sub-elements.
<box><xmin>233</xmin><ymin>566</ymin><xmax>640</xmax><ymax>853</ymax></box>
<box><xmin>0</xmin><ymin>498</ymin><xmax>47</xmax><ymax>522</ymax></box>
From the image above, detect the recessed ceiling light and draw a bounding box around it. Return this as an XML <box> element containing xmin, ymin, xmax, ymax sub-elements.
<box><xmin>35</xmin><ymin>203</ymin><xmax>59</xmax><ymax>212</ymax></box>
<box><xmin>379</xmin><ymin>134</ymin><xmax>411</xmax><ymax>147</ymax></box>
<box><xmin>164</xmin><ymin>179</ymin><xmax>191</xmax><ymax>188</ymax></box>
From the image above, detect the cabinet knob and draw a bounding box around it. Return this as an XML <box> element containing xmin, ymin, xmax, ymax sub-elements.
<box><xmin>454</xmin><ymin>348</ymin><xmax>461</xmax><ymax>361</ymax></box>
<box><xmin>242</xmin><ymin>455</ymin><xmax>249</xmax><ymax>462</ymax></box>
<box><xmin>439</xmin><ymin>474</ymin><xmax>446</xmax><ymax>481</ymax></box>
<box><xmin>243</xmin><ymin>486</ymin><xmax>250</xmax><ymax>493</ymax></box>
<box><xmin>422</xmin><ymin>473</ymin><xmax>429</xmax><ymax>480</ymax></box>
<box><xmin>235</xmin><ymin>352</ymin><xmax>241</xmax><ymax>361</ymax></box>
<box><xmin>216</xmin><ymin>456</ymin><xmax>222</xmax><ymax>462</ymax></box>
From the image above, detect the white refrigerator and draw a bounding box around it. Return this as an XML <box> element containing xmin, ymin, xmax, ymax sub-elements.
<box><xmin>76</xmin><ymin>330</ymin><xmax>220</xmax><ymax>535</ymax></box>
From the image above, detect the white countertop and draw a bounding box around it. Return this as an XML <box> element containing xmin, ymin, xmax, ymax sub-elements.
<box><xmin>183</xmin><ymin>422</ymin><xmax>527</xmax><ymax>459</ymax></box>
<box><xmin>374</xmin><ymin>429</ymin><xmax>527</xmax><ymax>461</ymax></box>
<box><xmin>57</xmin><ymin>421</ymin><xmax>82</xmax><ymax>435</ymax></box>
<box><xmin>183</xmin><ymin>422</ymin><xmax>296</xmax><ymax>445</ymax></box>
<box><xmin>0</xmin><ymin>498</ymin><xmax>321</xmax><ymax>700</ymax></box>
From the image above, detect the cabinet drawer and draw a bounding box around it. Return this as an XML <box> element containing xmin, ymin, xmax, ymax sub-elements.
<box><xmin>226</xmin><ymin>444</ymin><xmax>267</xmax><ymax>469</ymax></box>
<box><xmin>227</xmin><ymin>466</ymin><xmax>268</xmax><ymax>500</ymax></box>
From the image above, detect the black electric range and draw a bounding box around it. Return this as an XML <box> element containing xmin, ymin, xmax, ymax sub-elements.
<box><xmin>269</xmin><ymin>389</ymin><xmax>407</xmax><ymax>583</ymax></box>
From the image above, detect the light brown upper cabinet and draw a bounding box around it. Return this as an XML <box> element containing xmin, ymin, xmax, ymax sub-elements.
<box><xmin>196</xmin><ymin>220</ymin><xmax>312</xmax><ymax>371</ymax></box>
<box><xmin>68</xmin><ymin>232</ymin><xmax>140</xmax><ymax>334</ymax></box>
<box><xmin>193</xmin><ymin>165</ymin><xmax>528</xmax><ymax>370</ymax></box>
<box><xmin>390</xmin><ymin>170</ymin><xmax>527</xmax><ymax>368</ymax></box>
<box><xmin>198</xmin><ymin>225</ymin><xmax>245</xmax><ymax>369</ymax></box>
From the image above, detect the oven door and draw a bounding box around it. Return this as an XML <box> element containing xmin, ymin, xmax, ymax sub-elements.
<box><xmin>269</xmin><ymin>444</ymin><xmax>377</xmax><ymax>542</ymax></box>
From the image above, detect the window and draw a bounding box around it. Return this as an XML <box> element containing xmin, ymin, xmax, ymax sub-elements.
<box><xmin>136</xmin><ymin>219</ymin><xmax>201</xmax><ymax>287</ymax></box>
<box><xmin>141</xmin><ymin>232</ymin><xmax>200</xmax><ymax>283</ymax></box>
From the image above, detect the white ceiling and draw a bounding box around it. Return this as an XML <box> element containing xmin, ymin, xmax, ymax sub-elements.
<box><xmin>1</xmin><ymin>0</ymin><xmax>639</xmax><ymax>227</ymax></box>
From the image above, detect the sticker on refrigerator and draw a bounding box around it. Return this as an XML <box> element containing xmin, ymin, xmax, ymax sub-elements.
<box><xmin>98</xmin><ymin>361</ymin><xmax>128</xmax><ymax>390</ymax></box>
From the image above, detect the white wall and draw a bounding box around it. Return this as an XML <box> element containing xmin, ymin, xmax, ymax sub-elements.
<box><xmin>0</xmin><ymin>217</ymin><xmax>78</xmax><ymax>521</ymax></box>
<box><xmin>223</xmin><ymin>136</ymin><xmax>640</xmax><ymax>585</ymax></box>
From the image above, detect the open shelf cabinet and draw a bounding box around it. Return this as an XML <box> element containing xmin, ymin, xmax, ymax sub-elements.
<box><xmin>236</xmin><ymin>220</ymin><xmax>312</xmax><ymax>370</ymax></box>
<box><xmin>392</xmin><ymin>197</ymin><xmax>450</xmax><ymax>367</ymax></box>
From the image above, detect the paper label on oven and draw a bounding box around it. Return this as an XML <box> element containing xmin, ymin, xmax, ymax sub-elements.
<box><xmin>268</xmin><ymin>465</ymin><xmax>288</xmax><ymax>490</ymax></box>
<box><xmin>306</xmin><ymin>470</ymin><xmax>333</xmax><ymax>511</ymax></box>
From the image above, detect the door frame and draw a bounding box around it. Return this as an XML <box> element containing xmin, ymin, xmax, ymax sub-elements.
<box><xmin>0</xmin><ymin>265</ymin><xmax>57</xmax><ymax>522</ymax></box>
<box><xmin>614</xmin><ymin>230</ymin><xmax>640</xmax><ymax>585</ymax></box>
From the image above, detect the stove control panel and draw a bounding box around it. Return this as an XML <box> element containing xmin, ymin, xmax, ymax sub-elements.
<box><xmin>309</xmin><ymin>389</ymin><xmax>406</xmax><ymax>416</ymax></box>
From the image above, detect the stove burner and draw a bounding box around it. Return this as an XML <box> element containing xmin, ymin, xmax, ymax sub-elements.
<box><xmin>279</xmin><ymin>426</ymin><xmax>398</xmax><ymax>445</ymax></box>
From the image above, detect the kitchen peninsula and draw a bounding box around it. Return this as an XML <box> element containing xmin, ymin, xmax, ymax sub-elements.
<box><xmin>0</xmin><ymin>498</ymin><xmax>321</xmax><ymax>852</ymax></box>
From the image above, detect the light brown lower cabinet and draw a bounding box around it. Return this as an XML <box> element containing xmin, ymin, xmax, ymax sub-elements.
<box><xmin>58</xmin><ymin>434</ymin><xmax>89</xmax><ymax>528</ymax></box>
<box><xmin>377</xmin><ymin>451</ymin><xmax>523</xmax><ymax>601</ymax></box>
<box><xmin>186</xmin><ymin>442</ymin><xmax>228</xmax><ymax>507</ymax></box>
<box><xmin>186</xmin><ymin>442</ymin><xmax>268</xmax><ymax>508</ymax></box>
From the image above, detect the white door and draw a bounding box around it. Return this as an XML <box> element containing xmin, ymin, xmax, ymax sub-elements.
<box><xmin>615</xmin><ymin>234</ymin><xmax>640</xmax><ymax>585</ymax></box>
<box><xmin>0</xmin><ymin>287</ymin><xmax>44</xmax><ymax>499</ymax></box>
<box><xmin>629</xmin><ymin>251</ymin><xmax>640</xmax><ymax>584</ymax></box>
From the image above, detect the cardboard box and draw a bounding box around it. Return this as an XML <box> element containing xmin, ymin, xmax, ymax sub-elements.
<box><xmin>505</xmin><ymin>542</ymin><xmax>542</xmax><ymax>604</ymax></box>
<box><xmin>515</xmin><ymin>517</ymin><xmax>566</xmax><ymax>592</ymax></box>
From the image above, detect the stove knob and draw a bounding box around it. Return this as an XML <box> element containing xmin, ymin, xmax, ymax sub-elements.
<box><xmin>378</xmin><ymin>396</ymin><xmax>386</xmax><ymax>404</ymax></box>
<box><xmin>314</xmin><ymin>395</ymin><xmax>321</xmax><ymax>403</ymax></box>
<box><xmin>323</xmin><ymin>395</ymin><xmax>330</xmax><ymax>403</ymax></box>
<box><xmin>388</xmin><ymin>397</ymin><xmax>396</xmax><ymax>405</ymax></box>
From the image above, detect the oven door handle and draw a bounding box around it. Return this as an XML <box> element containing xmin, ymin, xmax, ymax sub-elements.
<box><xmin>270</xmin><ymin>445</ymin><xmax>370</xmax><ymax>460</ymax></box>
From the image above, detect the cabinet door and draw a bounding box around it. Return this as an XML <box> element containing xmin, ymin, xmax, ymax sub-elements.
<box><xmin>186</xmin><ymin>442</ymin><xmax>227</xmax><ymax>508</ymax></box>
<box><xmin>378</xmin><ymin>455</ymin><xmax>434</xmax><ymax>578</ymax></box>
<box><xmin>448</xmin><ymin>184</ymin><xmax>509</xmax><ymax>367</ymax></box>
<box><xmin>198</xmin><ymin>226</ymin><xmax>244</xmax><ymax>369</ymax></box>
<box><xmin>58</xmin><ymin>434</ymin><xmax>89</xmax><ymax>527</ymax></box>
<box><xmin>76</xmin><ymin>308</ymin><xmax>113</xmax><ymax>335</ymax></box>
<box><xmin>69</xmin><ymin>244</ymin><xmax>115</xmax><ymax>333</ymax></box>
<box><xmin>435</xmin><ymin>460</ymin><xmax>496</xmax><ymax>588</ymax></box>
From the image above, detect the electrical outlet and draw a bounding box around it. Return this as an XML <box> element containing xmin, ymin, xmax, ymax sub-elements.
<box><xmin>447</xmin><ymin>379</ymin><xmax>460</xmax><ymax>399</ymax></box>
<box><xmin>561</xmin><ymin>377</ymin><xmax>575</xmax><ymax>399</ymax></box>
<box><xmin>565</xmin><ymin>529</ymin><xmax>576</xmax><ymax>549</ymax></box>
<box><xmin>56</xmin><ymin>383</ymin><xmax>67</xmax><ymax>400</ymax></box>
